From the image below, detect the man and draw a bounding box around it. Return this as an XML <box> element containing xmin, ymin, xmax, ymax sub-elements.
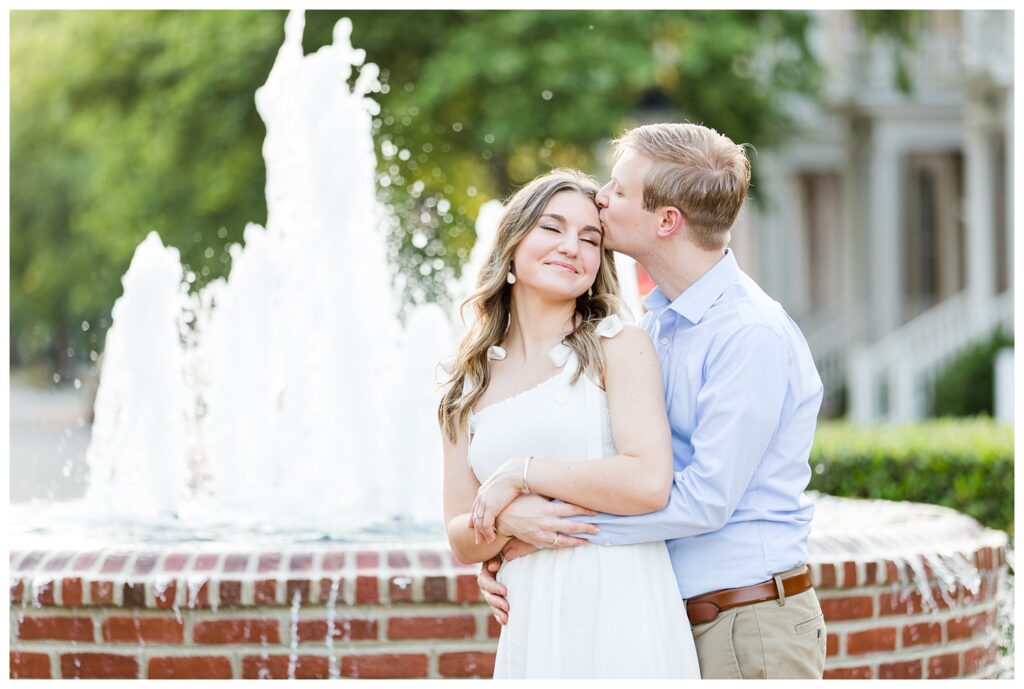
<box><xmin>477</xmin><ymin>122</ymin><xmax>827</xmax><ymax>679</ymax></box>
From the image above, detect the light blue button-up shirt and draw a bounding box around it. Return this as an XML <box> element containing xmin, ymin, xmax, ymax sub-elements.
<box><xmin>579</xmin><ymin>249</ymin><xmax>823</xmax><ymax>600</ymax></box>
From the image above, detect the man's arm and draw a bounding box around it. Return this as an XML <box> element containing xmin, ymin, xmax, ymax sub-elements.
<box><xmin>572</xmin><ymin>324</ymin><xmax>790</xmax><ymax>545</ymax></box>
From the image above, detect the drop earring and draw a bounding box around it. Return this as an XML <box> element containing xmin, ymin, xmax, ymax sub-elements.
<box><xmin>506</xmin><ymin>266</ymin><xmax>517</xmax><ymax>284</ymax></box>
<box><xmin>588</xmin><ymin>287</ymin><xmax>593</xmax><ymax>297</ymax></box>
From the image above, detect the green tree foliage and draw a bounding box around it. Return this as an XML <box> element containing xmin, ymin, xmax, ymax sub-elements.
<box><xmin>12</xmin><ymin>10</ymin><xmax>824</xmax><ymax>371</ymax></box>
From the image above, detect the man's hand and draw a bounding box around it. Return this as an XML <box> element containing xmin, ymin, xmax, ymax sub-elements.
<box><xmin>495</xmin><ymin>493</ymin><xmax>599</xmax><ymax>548</ymax></box>
<box><xmin>478</xmin><ymin>556</ymin><xmax>508</xmax><ymax>625</ymax></box>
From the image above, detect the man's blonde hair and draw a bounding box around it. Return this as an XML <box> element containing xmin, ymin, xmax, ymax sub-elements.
<box><xmin>613</xmin><ymin>123</ymin><xmax>751</xmax><ymax>250</ymax></box>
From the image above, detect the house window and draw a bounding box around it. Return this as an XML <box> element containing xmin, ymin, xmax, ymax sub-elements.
<box><xmin>902</xmin><ymin>152</ymin><xmax>965</xmax><ymax>321</ymax></box>
<box><xmin>799</xmin><ymin>172</ymin><xmax>841</xmax><ymax>314</ymax></box>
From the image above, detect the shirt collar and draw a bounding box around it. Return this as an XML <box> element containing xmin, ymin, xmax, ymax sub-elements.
<box><xmin>644</xmin><ymin>249</ymin><xmax>741</xmax><ymax>325</ymax></box>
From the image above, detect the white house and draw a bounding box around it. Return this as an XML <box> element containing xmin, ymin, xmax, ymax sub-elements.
<box><xmin>724</xmin><ymin>10</ymin><xmax>1014</xmax><ymax>421</ymax></box>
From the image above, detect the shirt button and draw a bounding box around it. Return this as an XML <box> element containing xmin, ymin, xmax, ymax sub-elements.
<box><xmin>660</xmin><ymin>337</ymin><xmax>669</xmax><ymax>345</ymax></box>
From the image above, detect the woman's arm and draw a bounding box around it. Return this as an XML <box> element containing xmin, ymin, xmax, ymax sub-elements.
<box><xmin>442</xmin><ymin>422</ymin><xmax>512</xmax><ymax>563</ymax></box>
<box><xmin>473</xmin><ymin>324</ymin><xmax>673</xmax><ymax>542</ymax></box>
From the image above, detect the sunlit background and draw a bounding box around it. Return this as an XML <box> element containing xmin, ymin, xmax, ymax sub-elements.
<box><xmin>9</xmin><ymin>9</ymin><xmax>1013</xmax><ymax>500</ymax></box>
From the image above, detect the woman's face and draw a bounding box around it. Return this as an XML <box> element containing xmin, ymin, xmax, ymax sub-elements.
<box><xmin>511</xmin><ymin>190</ymin><xmax>603</xmax><ymax>301</ymax></box>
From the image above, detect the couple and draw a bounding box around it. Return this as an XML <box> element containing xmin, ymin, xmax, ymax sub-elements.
<box><xmin>438</xmin><ymin>123</ymin><xmax>826</xmax><ymax>679</ymax></box>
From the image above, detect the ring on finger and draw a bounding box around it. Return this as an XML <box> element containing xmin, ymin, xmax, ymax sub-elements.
<box><xmin>552</xmin><ymin>533</ymin><xmax>560</xmax><ymax>546</ymax></box>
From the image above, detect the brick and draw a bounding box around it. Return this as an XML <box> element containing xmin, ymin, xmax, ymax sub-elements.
<box><xmin>296</xmin><ymin>618</ymin><xmax>378</xmax><ymax>642</ymax></box>
<box><xmin>193</xmin><ymin>619</ymin><xmax>281</xmax><ymax>645</ymax></box>
<box><xmin>91</xmin><ymin>581</ymin><xmax>115</xmax><ymax>605</ymax></box>
<box><xmin>35</xmin><ymin>579</ymin><xmax>55</xmax><ymax>605</ymax></box>
<box><xmin>184</xmin><ymin>580</ymin><xmax>210</xmax><ymax>608</ymax></box>
<box><xmin>258</xmin><ymin>552</ymin><xmax>283</xmax><ymax>572</ymax></box>
<box><xmin>101</xmin><ymin>554</ymin><xmax>128</xmax><ymax>574</ymax></box>
<box><xmin>864</xmin><ymin>561</ymin><xmax>878</xmax><ymax>584</ymax></box>
<box><xmin>948</xmin><ymin>611</ymin><xmax>991</xmax><ymax>641</ymax></box>
<box><xmin>219</xmin><ymin>580</ymin><xmax>242</xmax><ymax>606</ymax></box>
<box><xmin>133</xmin><ymin>553</ymin><xmax>159</xmax><ymax>575</ymax></box>
<box><xmin>154</xmin><ymin>580</ymin><xmax>177</xmax><ymax>609</ymax></box>
<box><xmin>388</xmin><ymin>615</ymin><xmax>475</xmax><ymax>640</ymax></box>
<box><xmin>418</xmin><ymin>551</ymin><xmax>443</xmax><ymax>568</ymax></box>
<box><xmin>43</xmin><ymin>552</ymin><xmax>73</xmax><ymax>571</ymax></box>
<box><xmin>148</xmin><ymin>656</ymin><xmax>233</xmax><ymax>679</ymax></box>
<box><xmin>389</xmin><ymin>576</ymin><xmax>415</xmax><ymax>603</ymax></box>
<box><xmin>102</xmin><ymin>616</ymin><xmax>184</xmax><ymax>644</ymax></box>
<box><xmin>846</xmin><ymin>627</ymin><xmax>896</xmax><ymax>655</ymax></box>
<box><xmin>60</xmin><ymin>652</ymin><xmax>139</xmax><ymax>679</ymax></box>
<box><xmin>903</xmin><ymin>621</ymin><xmax>942</xmax><ymax>647</ymax></box>
<box><xmin>72</xmin><ymin>551</ymin><xmax>101</xmax><ymax>571</ymax></box>
<box><xmin>122</xmin><ymin>582</ymin><xmax>146</xmax><ymax>607</ymax></box>
<box><xmin>388</xmin><ymin>551</ymin><xmax>411</xmax><ymax>568</ymax></box>
<box><xmin>927</xmin><ymin>652</ymin><xmax>960</xmax><ymax>679</ymax></box>
<box><xmin>10</xmin><ymin>651</ymin><xmax>51</xmax><ymax>679</ymax></box>
<box><xmin>423</xmin><ymin>576</ymin><xmax>448</xmax><ymax>602</ymax></box>
<box><xmin>194</xmin><ymin>553</ymin><xmax>219</xmax><ymax>571</ymax></box>
<box><xmin>322</xmin><ymin>552</ymin><xmax>345</xmax><ymax>570</ymax></box>
<box><xmin>456</xmin><ymin>573</ymin><xmax>481</xmax><ymax>603</ymax></box>
<box><xmin>318</xmin><ymin>577</ymin><xmax>344</xmax><ymax>604</ymax></box>
<box><xmin>286</xmin><ymin>579</ymin><xmax>310</xmax><ymax>604</ymax></box>
<box><xmin>356</xmin><ymin>551</ymin><xmax>379</xmax><ymax>568</ymax></box>
<box><xmin>878</xmin><ymin>659</ymin><xmax>922</xmax><ymax>679</ymax></box>
<box><xmin>289</xmin><ymin>552</ymin><xmax>314</xmax><ymax>572</ymax></box>
<box><xmin>816</xmin><ymin>563</ymin><xmax>836</xmax><ymax>588</ymax></box>
<box><xmin>824</xmin><ymin>666</ymin><xmax>872</xmax><ymax>679</ymax></box>
<box><xmin>242</xmin><ymin>655</ymin><xmax>330</xmax><ymax>679</ymax></box>
<box><xmin>439</xmin><ymin>651</ymin><xmax>496</xmax><ymax>678</ymax></box>
<box><xmin>61</xmin><ymin>578</ymin><xmax>84</xmax><ymax>607</ymax></box>
<box><xmin>10</xmin><ymin>579</ymin><xmax>24</xmax><ymax>604</ymax></box>
<box><xmin>163</xmin><ymin>553</ymin><xmax>190</xmax><ymax>572</ymax></box>
<box><xmin>842</xmin><ymin>562</ymin><xmax>857</xmax><ymax>588</ymax></box>
<box><xmin>223</xmin><ymin>554</ymin><xmax>249</xmax><ymax>573</ymax></box>
<box><xmin>878</xmin><ymin>589</ymin><xmax>922</xmax><ymax>615</ymax></box>
<box><xmin>19</xmin><ymin>616</ymin><xmax>94</xmax><ymax>641</ymax></box>
<box><xmin>820</xmin><ymin>595</ymin><xmax>873</xmax><ymax>620</ymax></box>
<box><xmin>826</xmin><ymin>632</ymin><xmax>839</xmax><ymax>656</ymax></box>
<box><xmin>355</xmin><ymin>576</ymin><xmax>379</xmax><ymax>604</ymax></box>
<box><xmin>341</xmin><ymin>654</ymin><xmax>428</xmax><ymax>679</ymax></box>
<box><xmin>488</xmin><ymin>615</ymin><xmax>502</xmax><ymax>638</ymax></box>
<box><xmin>254</xmin><ymin>580</ymin><xmax>278</xmax><ymax>604</ymax></box>
<box><xmin>964</xmin><ymin>642</ymin><xmax>997</xmax><ymax>675</ymax></box>
<box><xmin>975</xmin><ymin>546</ymin><xmax>994</xmax><ymax>571</ymax></box>
<box><xmin>18</xmin><ymin>551</ymin><xmax>45</xmax><ymax>571</ymax></box>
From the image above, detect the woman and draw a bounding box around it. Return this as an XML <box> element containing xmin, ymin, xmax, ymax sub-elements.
<box><xmin>438</xmin><ymin>169</ymin><xmax>699</xmax><ymax>678</ymax></box>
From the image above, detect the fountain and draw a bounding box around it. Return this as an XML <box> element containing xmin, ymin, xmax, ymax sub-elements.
<box><xmin>9</xmin><ymin>11</ymin><xmax>1010</xmax><ymax>680</ymax></box>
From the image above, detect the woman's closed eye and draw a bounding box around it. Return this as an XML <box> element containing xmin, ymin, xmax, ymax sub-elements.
<box><xmin>544</xmin><ymin>225</ymin><xmax>599</xmax><ymax>246</ymax></box>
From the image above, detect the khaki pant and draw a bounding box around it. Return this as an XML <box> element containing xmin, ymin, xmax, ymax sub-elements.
<box><xmin>690</xmin><ymin>565</ymin><xmax>826</xmax><ymax>679</ymax></box>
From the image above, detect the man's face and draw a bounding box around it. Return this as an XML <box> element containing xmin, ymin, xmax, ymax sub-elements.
<box><xmin>595</xmin><ymin>149</ymin><xmax>659</xmax><ymax>257</ymax></box>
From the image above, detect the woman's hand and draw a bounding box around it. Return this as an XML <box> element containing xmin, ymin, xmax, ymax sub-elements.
<box><xmin>470</xmin><ymin>456</ymin><xmax>527</xmax><ymax>544</ymax></box>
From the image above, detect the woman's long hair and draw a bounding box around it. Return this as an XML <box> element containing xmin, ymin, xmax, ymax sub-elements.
<box><xmin>438</xmin><ymin>168</ymin><xmax>626</xmax><ymax>443</ymax></box>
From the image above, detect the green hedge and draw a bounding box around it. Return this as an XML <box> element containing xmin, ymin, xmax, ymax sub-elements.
<box><xmin>930</xmin><ymin>326</ymin><xmax>1013</xmax><ymax>417</ymax></box>
<box><xmin>809</xmin><ymin>419</ymin><xmax>1014</xmax><ymax>536</ymax></box>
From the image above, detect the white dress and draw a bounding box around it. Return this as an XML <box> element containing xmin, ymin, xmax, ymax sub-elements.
<box><xmin>468</xmin><ymin>315</ymin><xmax>700</xmax><ymax>679</ymax></box>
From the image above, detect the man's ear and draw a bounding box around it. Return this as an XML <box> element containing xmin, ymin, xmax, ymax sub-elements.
<box><xmin>655</xmin><ymin>206</ymin><xmax>685</xmax><ymax>239</ymax></box>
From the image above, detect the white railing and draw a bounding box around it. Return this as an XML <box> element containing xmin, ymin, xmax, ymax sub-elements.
<box><xmin>849</xmin><ymin>290</ymin><xmax>1014</xmax><ymax>422</ymax></box>
<box><xmin>803</xmin><ymin>302</ymin><xmax>869</xmax><ymax>416</ymax></box>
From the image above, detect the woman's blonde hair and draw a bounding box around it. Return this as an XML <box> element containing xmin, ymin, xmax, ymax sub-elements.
<box><xmin>438</xmin><ymin>168</ymin><xmax>625</xmax><ymax>443</ymax></box>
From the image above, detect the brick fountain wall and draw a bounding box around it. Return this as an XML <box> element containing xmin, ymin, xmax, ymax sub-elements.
<box><xmin>9</xmin><ymin>530</ymin><xmax>1008</xmax><ymax>680</ymax></box>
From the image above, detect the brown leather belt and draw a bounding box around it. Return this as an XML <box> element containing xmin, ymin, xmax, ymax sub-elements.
<box><xmin>686</xmin><ymin>567</ymin><xmax>813</xmax><ymax>626</ymax></box>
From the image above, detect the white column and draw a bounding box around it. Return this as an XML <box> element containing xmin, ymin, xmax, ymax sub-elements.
<box><xmin>963</xmin><ymin>97</ymin><xmax>997</xmax><ymax>329</ymax></box>
<box><xmin>868</xmin><ymin>125</ymin><xmax>903</xmax><ymax>339</ymax></box>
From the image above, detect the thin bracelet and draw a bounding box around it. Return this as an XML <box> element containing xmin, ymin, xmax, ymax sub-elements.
<box><xmin>522</xmin><ymin>456</ymin><xmax>533</xmax><ymax>494</ymax></box>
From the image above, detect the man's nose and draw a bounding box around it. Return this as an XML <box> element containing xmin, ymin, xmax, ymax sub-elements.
<box><xmin>595</xmin><ymin>184</ymin><xmax>610</xmax><ymax>208</ymax></box>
